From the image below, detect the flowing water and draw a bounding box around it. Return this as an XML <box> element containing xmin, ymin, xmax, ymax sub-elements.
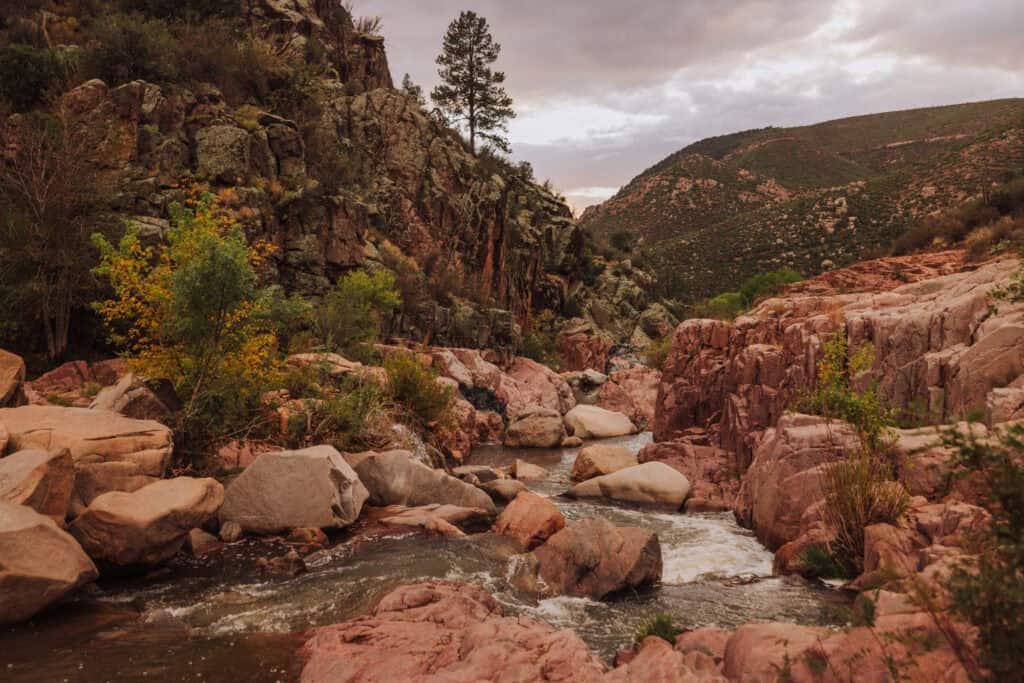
<box><xmin>0</xmin><ymin>434</ymin><xmax>849</xmax><ymax>682</ymax></box>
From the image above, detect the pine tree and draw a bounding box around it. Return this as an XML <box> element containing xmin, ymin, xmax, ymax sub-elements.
<box><xmin>401</xmin><ymin>73</ymin><xmax>425</xmax><ymax>106</ymax></box>
<box><xmin>431</xmin><ymin>11</ymin><xmax>515</xmax><ymax>154</ymax></box>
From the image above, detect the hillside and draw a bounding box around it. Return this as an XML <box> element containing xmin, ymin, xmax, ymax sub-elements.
<box><xmin>580</xmin><ymin>99</ymin><xmax>1024</xmax><ymax>299</ymax></box>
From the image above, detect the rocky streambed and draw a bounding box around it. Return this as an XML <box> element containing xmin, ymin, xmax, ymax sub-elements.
<box><xmin>0</xmin><ymin>433</ymin><xmax>847</xmax><ymax>682</ymax></box>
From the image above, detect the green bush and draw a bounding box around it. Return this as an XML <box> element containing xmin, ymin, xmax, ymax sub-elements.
<box><xmin>634</xmin><ymin>613</ymin><xmax>682</xmax><ymax>645</ymax></box>
<box><xmin>311</xmin><ymin>269</ymin><xmax>401</xmax><ymax>361</ymax></box>
<box><xmin>800</xmin><ymin>545</ymin><xmax>849</xmax><ymax>579</ymax></box>
<box><xmin>738</xmin><ymin>267</ymin><xmax>803</xmax><ymax>306</ymax></box>
<box><xmin>82</xmin><ymin>13</ymin><xmax>180</xmax><ymax>85</ymax></box>
<box><xmin>126</xmin><ymin>0</ymin><xmax>242</xmax><ymax>19</ymax></box>
<box><xmin>384</xmin><ymin>353</ymin><xmax>453</xmax><ymax>426</ymax></box>
<box><xmin>610</xmin><ymin>229</ymin><xmax>637</xmax><ymax>253</ymax></box>
<box><xmin>0</xmin><ymin>44</ymin><xmax>61</xmax><ymax>111</ymax></box>
<box><xmin>643</xmin><ymin>335</ymin><xmax>673</xmax><ymax>371</ymax></box>
<box><xmin>284</xmin><ymin>380</ymin><xmax>384</xmax><ymax>451</ymax></box>
<box><xmin>944</xmin><ymin>424</ymin><xmax>1024</xmax><ymax>680</ymax></box>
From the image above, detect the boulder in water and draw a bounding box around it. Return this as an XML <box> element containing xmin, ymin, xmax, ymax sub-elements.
<box><xmin>568</xmin><ymin>462</ymin><xmax>691</xmax><ymax>509</ymax></box>
<box><xmin>0</xmin><ymin>501</ymin><xmax>98</xmax><ymax>624</ymax></box>
<box><xmin>480</xmin><ymin>478</ymin><xmax>528</xmax><ymax>503</ymax></box>
<box><xmin>70</xmin><ymin>477</ymin><xmax>224</xmax><ymax>567</ymax></box>
<box><xmin>571</xmin><ymin>444</ymin><xmax>637</xmax><ymax>481</ymax></box>
<box><xmin>563</xmin><ymin>405</ymin><xmax>637</xmax><ymax>439</ymax></box>
<box><xmin>351</xmin><ymin>450</ymin><xmax>496</xmax><ymax>514</ymax></box>
<box><xmin>379</xmin><ymin>504</ymin><xmax>493</xmax><ymax>537</ymax></box>
<box><xmin>219</xmin><ymin>446</ymin><xmax>368</xmax><ymax>534</ymax></box>
<box><xmin>298</xmin><ymin>582</ymin><xmax>607</xmax><ymax>682</ymax></box>
<box><xmin>513</xmin><ymin>458</ymin><xmax>548</xmax><ymax>480</ymax></box>
<box><xmin>492</xmin><ymin>491</ymin><xmax>565</xmax><ymax>550</ymax></box>
<box><xmin>503</xmin><ymin>407</ymin><xmax>566</xmax><ymax>448</ymax></box>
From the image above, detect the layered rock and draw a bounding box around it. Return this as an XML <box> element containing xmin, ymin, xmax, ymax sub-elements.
<box><xmin>568</xmin><ymin>462</ymin><xmax>691</xmax><ymax>509</ymax></box>
<box><xmin>0</xmin><ymin>449</ymin><xmax>74</xmax><ymax>523</ymax></box>
<box><xmin>298</xmin><ymin>582</ymin><xmax>607</xmax><ymax>682</ymax></box>
<box><xmin>21</xmin><ymin>359</ymin><xmax>128</xmax><ymax>408</ymax></box>
<box><xmin>0</xmin><ymin>502</ymin><xmax>98</xmax><ymax>624</ymax></box>
<box><xmin>69</xmin><ymin>477</ymin><xmax>224</xmax><ymax>567</ymax></box>
<box><xmin>219</xmin><ymin>446</ymin><xmax>368</xmax><ymax>535</ymax></box>
<box><xmin>348</xmin><ymin>450</ymin><xmax>496</xmax><ymax>514</ymax></box>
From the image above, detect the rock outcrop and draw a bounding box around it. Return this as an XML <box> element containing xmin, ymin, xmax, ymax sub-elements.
<box><xmin>299</xmin><ymin>582</ymin><xmax>607</xmax><ymax>683</ymax></box>
<box><xmin>219</xmin><ymin>446</ymin><xmax>368</xmax><ymax>534</ymax></box>
<box><xmin>0</xmin><ymin>502</ymin><xmax>98</xmax><ymax>625</ymax></box>
<box><xmin>69</xmin><ymin>477</ymin><xmax>224</xmax><ymax>567</ymax></box>
<box><xmin>349</xmin><ymin>450</ymin><xmax>496</xmax><ymax>514</ymax></box>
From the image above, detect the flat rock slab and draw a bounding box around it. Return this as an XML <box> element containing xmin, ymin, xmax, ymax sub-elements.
<box><xmin>0</xmin><ymin>406</ymin><xmax>172</xmax><ymax>476</ymax></box>
<box><xmin>379</xmin><ymin>504</ymin><xmax>493</xmax><ymax>537</ymax></box>
<box><xmin>0</xmin><ymin>449</ymin><xmax>74</xmax><ymax>523</ymax></box>
<box><xmin>219</xmin><ymin>446</ymin><xmax>368</xmax><ymax>535</ymax></box>
<box><xmin>0</xmin><ymin>501</ymin><xmax>97</xmax><ymax>624</ymax></box>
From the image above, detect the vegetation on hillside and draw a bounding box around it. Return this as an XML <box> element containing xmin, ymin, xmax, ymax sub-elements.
<box><xmin>688</xmin><ymin>268</ymin><xmax>803</xmax><ymax>320</ymax></box>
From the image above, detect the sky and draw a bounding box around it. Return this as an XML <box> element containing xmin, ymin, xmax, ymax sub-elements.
<box><xmin>358</xmin><ymin>0</ymin><xmax>1024</xmax><ymax>213</ymax></box>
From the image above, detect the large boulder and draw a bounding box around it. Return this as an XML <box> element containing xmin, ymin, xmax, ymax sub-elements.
<box><xmin>219</xmin><ymin>446</ymin><xmax>368</xmax><ymax>535</ymax></box>
<box><xmin>72</xmin><ymin>461</ymin><xmax>159</xmax><ymax>513</ymax></box>
<box><xmin>89</xmin><ymin>373</ymin><xmax>174</xmax><ymax>421</ymax></box>
<box><xmin>528</xmin><ymin>518</ymin><xmax>662</xmax><ymax>599</ymax></box>
<box><xmin>0</xmin><ymin>349</ymin><xmax>26</xmax><ymax>407</ymax></box>
<box><xmin>0</xmin><ymin>406</ymin><xmax>173</xmax><ymax>476</ymax></box>
<box><xmin>69</xmin><ymin>477</ymin><xmax>224</xmax><ymax>567</ymax></box>
<box><xmin>492</xmin><ymin>491</ymin><xmax>565</xmax><ymax>550</ymax></box>
<box><xmin>722</xmin><ymin>623</ymin><xmax>825</xmax><ymax>682</ymax></box>
<box><xmin>564</xmin><ymin>405</ymin><xmax>637</xmax><ymax>439</ymax></box>
<box><xmin>299</xmin><ymin>582</ymin><xmax>607</xmax><ymax>683</ymax></box>
<box><xmin>349</xmin><ymin>450</ymin><xmax>497</xmax><ymax>514</ymax></box>
<box><xmin>571</xmin><ymin>444</ymin><xmax>637</xmax><ymax>481</ymax></box>
<box><xmin>0</xmin><ymin>502</ymin><xmax>98</xmax><ymax>624</ymax></box>
<box><xmin>0</xmin><ymin>449</ymin><xmax>74</xmax><ymax>523</ymax></box>
<box><xmin>637</xmin><ymin>440</ymin><xmax>739</xmax><ymax>512</ymax></box>
<box><xmin>568</xmin><ymin>462</ymin><xmax>691</xmax><ymax>509</ymax></box>
<box><xmin>503</xmin><ymin>407</ymin><xmax>566</xmax><ymax>448</ymax></box>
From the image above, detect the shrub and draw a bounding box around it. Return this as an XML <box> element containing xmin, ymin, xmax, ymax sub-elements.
<box><xmin>610</xmin><ymin>229</ymin><xmax>637</xmax><ymax>253</ymax></box>
<box><xmin>92</xmin><ymin>193</ymin><xmax>299</xmax><ymax>463</ymax></box>
<box><xmin>126</xmin><ymin>0</ymin><xmax>242</xmax><ymax>19</ymax></box>
<box><xmin>643</xmin><ymin>335</ymin><xmax>673</xmax><ymax>371</ymax></box>
<box><xmin>944</xmin><ymin>424</ymin><xmax>1024</xmax><ymax>680</ymax></box>
<box><xmin>311</xmin><ymin>269</ymin><xmax>401</xmax><ymax>362</ymax></box>
<box><xmin>0</xmin><ymin>44</ymin><xmax>61</xmax><ymax>111</ymax></box>
<box><xmin>522</xmin><ymin>311</ymin><xmax>561</xmax><ymax>370</ymax></box>
<box><xmin>82</xmin><ymin>13</ymin><xmax>180</xmax><ymax>85</ymax></box>
<box><xmin>738</xmin><ymin>267</ymin><xmax>803</xmax><ymax>306</ymax></box>
<box><xmin>284</xmin><ymin>380</ymin><xmax>385</xmax><ymax>451</ymax></box>
<box><xmin>690</xmin><ymin>291</ymin><xmax>744</xmax><ymax>320</ymax></box>
<box><xmin>800</xmin><ymin>545</ymin><xmax>849</xmax><ymax>579</ymax></box>
<box><xmin>384</xmin><ymin>353</ymin><xmax>453</xmax><ymax>427</ymax></box>
<box><xmin>634</xmin><ymin>613</ymin><xmax>682</xmax><ymax>645</ymax></box>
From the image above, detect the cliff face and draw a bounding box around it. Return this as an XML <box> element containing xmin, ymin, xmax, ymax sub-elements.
<box><xmin>40</xmin><ymin>0</ymin><xmax>580</xmax><ymax>354</ymax></box>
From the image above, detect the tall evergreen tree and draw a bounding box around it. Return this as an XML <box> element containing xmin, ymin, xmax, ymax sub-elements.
<box><xmin>431</xmin><ymin>11</ymin><xmax>515</xmax><ymax>154</ymax></box>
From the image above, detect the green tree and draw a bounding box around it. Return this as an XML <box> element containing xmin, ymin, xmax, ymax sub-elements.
<box><xmin>311</xmin><ymin>269</ymin><xmax>401</xmax><ymax>360</ymax></box>
<box><xmin>401</xmin><ymin>73</ymin><xmax>425</xmax><ymax>106</ymax></box>
<box><xmin>431</xmin><ymin>11</ymin><xmax>515</xmax><ymax>154</ymax></box>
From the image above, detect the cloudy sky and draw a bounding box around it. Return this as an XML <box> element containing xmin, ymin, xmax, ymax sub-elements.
<box><xmin>359</xmin><ymin>0</ymin><xmax>1024</xmax><ymax>213</ymax></box>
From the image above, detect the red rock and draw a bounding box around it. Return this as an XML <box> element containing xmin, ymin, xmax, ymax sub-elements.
<box><xmin>638</xmin><ymin>440</ymin><xmax>738</xmax><ymax>511</ymax></box>
<box><xmin>605</xmin><ymin>637</ymin><xmax>727</xmax><ymax>682</ymax></box>
<box><xmin>722</xmin><ymin>622</ymin><xmax>825</xmax><ymax>681</ymax></box>
<box><xmin>298</xmin><ymin>582</ymin><xmax>607</xmax><ymax>682</ymax></box>
<box><xmin>492</xmin><ymin>491</ymin><xmax>565</xmax><ymax>550</ymax></box>
<box><xmin>558</xmin><ymin>324</ymin><xmax>613</xmax><ymax>372</ymax></box>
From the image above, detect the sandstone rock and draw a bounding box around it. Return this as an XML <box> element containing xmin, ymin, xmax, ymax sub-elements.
<box><xmin>735</xmin><ymin>414</ymin><xmax>860</xmax><ymax>549</ymax></box>
<box><xmin>506</xmin><ymin>357</ymin><xmax>576</xmax><ymax>415</ymax></box>
<box><xmin>503</xmin><ymin>407</ymin><xmax>566</xmax><ymax>448</ymax></box>
<box><xmin>722</xmin><ymin>622</ymin><xmax>824</xmax><ymax>682</ymax></box>
<box><xmin>260</xmin><ymin>549</ymin><xmax>307</xmax><ymax>576</ymax></box>
<box><xmin>452</xmin><ymin>465</ymin><xmax>503</xmax><ymax>483</ymax></box>
<box><xmin>0</xmin><ymin>349</ymin><xmax>26</xmax><ymax>407</ymax></box>
<box><xmin>571</xmin><ymin>444</ymin><xmax>637</xmax><ymax>481</ymax></box>
<box><xmin>219</xmin><ymin>521</ymin><xmax>243</xmax><ymax>543</ymax></box>
<box><xmin>480</xmin><ymin>478</ymin><xmax>528</xmax><ymax>503</ymax></box>
<box><xmin>298</xmin><ymin>582</ymin><xmax>607</xmax><ymax>682</ymax></box>
<box><xmin>492</xmin><ymin>491</ymin><xmax>565</xmax><ymax>550</ymax></box>
<box><xmin>72</xmin><ymin>461</ymin><xmax>159</xmax><ymax>511</ymax></box>
<box><xmin>380</xmin><ymin>504</ymin><xmax>492</xmax><ymax>537</ymax></box>
<box><xmin>638</xmin><ymin>441</ymin><xmax>739</xmax><ymax>512</ymax></box>
<box><xmin>23</xmin><ymin>359</ymin><xmax>129</xmax><ymax>408</ymax></box>
<box><xmin>557</xmin><ymin>325</ymin><xmax>613</xmax><ymax>372</ymax></box>
<box><xmin>185</xmin><ymin>528</ymin><xmax>219</xmax><ymax>556</ymax></box>
<box><xmin>564</xmin><ymin>405</ymin><xmax>637</xmax><ymax>439</ymax></box>
<box><xmin>0</xmin><ymin>406</ymin><xmax>172</xmax><ymax>477</ymax></box>
<box><xmin>0</xmin><ymin>502</ymin><xmax>98</xmax><ymax>624</ymax></box>
<box><xmin>530</xmin><ymin>518</ymin><xmax>662</xmax><ymax>599</ymax></box>
<box><xmin>0</xmin><ymin>449</ymin><xmax>74</xmax><ymax>523</ymax></box>
<box><xmin>70</xmin><ymin>477</ymin><xmax>224</xmax><ymax>567</ymax></box>
<box><xmin>219</xmin><ymin>446</ymin><xmax>367</xmax><ymax>535</ymax></box>
<box><xmin>597</xmin><ymin>366</ymin><xmax>661</xmax><ymax>426</ymax></box>
<box><xmin>89</xmin><ymin>373</ymin><xmax>173</xmax><ymax>421</ymax></box>
<box><xmin>561</xmin><ymin>435</ymin><xmax>584</xmax><ymax>448</ymax></box>
<box><xmin>606</xmin><ymin>637</ymin><xmax>727</xmax><ymax>683</ymax></box>
<box><xmin>285</xmin><ymin>353</ymin><xmax>385</xmax><ymax>386</ymax></box>
<box><xmin>351</xmin><ymin>450</ymin><xmax>496</xmax><ymax>514</ymax></box>
<box><xmin>513</xmin><ymin>458</ymin><xmax>548</xmax><ymax>480</ymax></box>
<box><xmin>569</xmin><ymin>462</ymin><xmax>691</xmax><ymax>509</ymax></box>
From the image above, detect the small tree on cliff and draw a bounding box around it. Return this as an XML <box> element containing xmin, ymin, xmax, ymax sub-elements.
<box><xmin>431</xmin><ymin>11</ymin><xmax>515</xmax><ymax>154</ymax></box>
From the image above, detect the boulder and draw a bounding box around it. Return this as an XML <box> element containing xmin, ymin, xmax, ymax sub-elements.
<box><xmin>513</xmin><ymin>458</ymin><xmax>548</xmax><ymax>480</ymax></box>
<box><xmin>0</xmin><ymin>502</ymin><xmax>98</xmax><ymax>625</ymax></box>
<box><xmin>564</xmin><ymin>405</ymin><xmax>637</xmax><ymax>439</ymax></box>
<box><xmin>561</xmin><ymin>435</ymin><xmax>584</xmax><ymax>448</ymax></box>
<box><xmin>0</xmin><ymin>406</ymin><xmax>173</xmax><ymax>476</ymax></box>
<box><xmin>298</xmin><ymin>582</ymin><xmax>607</xmax><ymax>683</ymax></box>
<box><xmin>195</xmin><ymin>125</ymin><xmax>250</xmax><ymax>183</ymax></box>
<box><xmin>722</xmin><ymin>623</ymin><xmax>825</xmax><ymax>682</ymax></box>
<box><xmin>480</xmin><ymin>478</ymin><xmax>528</xmax><ymax>503</ymax></box>
<box><xmin>568</xmin><ymin>462</ymin><xmax>691</xmax><ymax>509</ymax></box>
<box><xmin>219</xmin><ymin>520</ymin><xmax>243</xmax><ymax>543</ymax></box>
<box><xmin>185</xmin><ymin>528</ymin><xmax>219</xmax><ymax>556</ymax></box>
<box><xmin>219</xmin><ymin>446</ymin><xmax>368</xmax><ymax>535</ymax></box>
<box><xmin>350</xmin><ymin>450</ymin><xmax>497</xmax><ymax>514</ymax></box>
<box><xmin>0</xmin><ymin>449</ymin><xmax>74</xmax><ymax>523</ymax></box>
<box><xmin>571</xmin><ymin>444</ymin><xmax>637</xmax><ymax>481</ymax></box>
<box><xmin>503</xmin><ymin>407</ymin><xmax>566</xmax><ymax>448</ymax></box>
<box><xmin>69</xmin><ymin>477</ymin><xmax>224</xmax><ymax>567</ymax></box>
<box><xmin>529</xmin><ymin>518</ymin><xmax>662</xmax><ymax>599</ymax></box>
<box><xmin>89</xmin><ymin>373</ymin><xmax>173</xmax><ymax>421</ymax></box>
<box><xmin>606</xmin><ymin>637</ymin><xmax>727</xmax><ymax>683</ymax></box>
<box><xmin>72</xmin><ymin>461</ymin><xmax>159</xmax><ymax>512</ymax></box>
<box><xmin>638</xmin><ymin>441</ymin><xmax>739</xmax><ymax>512</ymax></box>
<box><xmin>0</xmin><ymin>349</ymin><xmax>26</xmax><ymax>407</ymax></box>
<box><xmin>379</xmin><ymin>504</ymin><xmax>492</xmax><ymax>537</ymax></box>
<box><xmin>492</xmin><ymin>491</ymin><xmax>565</xmax><ymax>550</ymax></box>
